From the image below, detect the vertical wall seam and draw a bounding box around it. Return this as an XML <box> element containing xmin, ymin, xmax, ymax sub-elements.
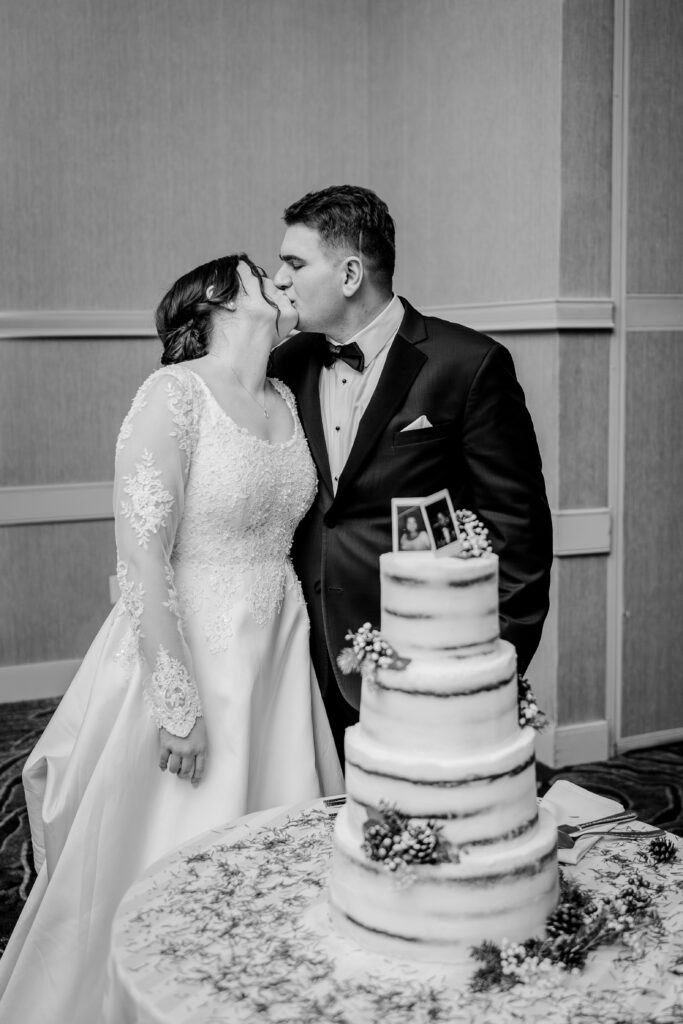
<box><xmin>606</xmin><ymin>0</ymin><xmax>629</xmax><ymax>752</ymax></box>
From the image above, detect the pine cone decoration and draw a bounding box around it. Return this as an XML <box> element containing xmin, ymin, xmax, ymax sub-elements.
<box><xmin>546</xmin><ymin>903</ymin><xmax>585</xmax><ymax>938</ymax></box>
<box><xmin>384</xmin><ymin>832</ymin><xmax>411</xmax><ymax>872</ymax></box>
<box><xmin>403</xmin><ymin>823</ymin><xmax>439</xmax><ymax>864</ymax></box>
<box><xmin>362</xmin><ymin>821</ymin><xmax>392</xmax><ymax>860</ymax></box>
<box><xmin>648</xmin><ymin>835</ymin><xmax>678</xmax><ymax>864</ymax></box>
<box><xmin>551</xmin><ymin>933</ymin><xmax>589</xmax><ymax>970</ymax></box>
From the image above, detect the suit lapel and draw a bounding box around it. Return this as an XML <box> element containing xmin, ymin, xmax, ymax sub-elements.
<box><xmin>294</xmin><ymin>338</ymin><xmax>334</xmax><ymax>500</ymax></box>
<box><xmin>334</xmin><ymin>304</ymin><xmax>428</xmax><ymax>501</ymax></box>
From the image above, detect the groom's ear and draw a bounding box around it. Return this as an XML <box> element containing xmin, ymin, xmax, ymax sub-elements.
<box><xmin>341</xmin><ymin>256</ymin><xmax>363</xmax><ymax>297</ymax></box>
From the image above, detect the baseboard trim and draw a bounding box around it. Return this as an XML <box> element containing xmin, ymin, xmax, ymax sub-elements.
<box><xmin>535</xmin><ymin>720</ymin><xmax>610</xmax><ymax>768</ymax></box>
<box><xmin>0</xmin><ymin>659</ymin><xmax>80</xmax><ymax>703</ymax></box>
<box><xmin>617</xmin><ymin>727</ymin><xmax>683</xmax><ymax>753</ymax></box>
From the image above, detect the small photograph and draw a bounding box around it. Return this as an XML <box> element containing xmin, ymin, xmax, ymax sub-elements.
<box><xmin>391</xmin><ymin>499</ymin><xmax>432</xmax><ymax>553</ymax></box>
<box><xmin>422</xmin><ymin>489</ymin><xmax>461</xmax><ymax>557</ymax></box>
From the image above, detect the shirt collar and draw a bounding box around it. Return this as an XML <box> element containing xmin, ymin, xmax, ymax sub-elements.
<box><xmin>326</xmin><ymin>295</ymin><xmax>404</xmax><ymax>370</ymax></box>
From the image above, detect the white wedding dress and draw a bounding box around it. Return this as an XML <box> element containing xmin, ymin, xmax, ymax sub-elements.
<box><xmin>0</xmin><ymin>365</ymin><xmax>343</xmax><ymax>1023</ymax></box>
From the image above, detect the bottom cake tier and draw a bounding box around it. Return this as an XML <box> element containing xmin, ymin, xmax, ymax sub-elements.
<box><xmin>329</xmin><ymin>806</ymin><xmax>559</xmax><ymax>963</ymax></box>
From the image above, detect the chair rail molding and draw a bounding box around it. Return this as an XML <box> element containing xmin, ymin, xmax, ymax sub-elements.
<box><xmin>428</xmin><ymin>297</ymin><xmax>615</xmax><ymax>333</ymax></box>
<box><xmin>0</xmin><ymin>482</ymin><xmax>114</xmax><ymax>525</ymax></box>
<box><xmin>0</xmin><ymin>298</ymin><xmax>615</xmax><ymax>340</ymax></box>
<box><xmin>1</xmin><ymin>483</ymin><xmax>612</xmax><ymax>559</ymax></box>
<box><xmin>552</xmin><ymin>508</ymin><xmax>611</xmax><ymax>556</ymax></box>
<box><xmin>0</xmin><ymin>310</ymin><xmax>156</xmax><ymax>338</ymax></box>
<box><xmin>625</xmin><ymin>295</ymin><xmax>683</xmax><ymax>332</ymax></box>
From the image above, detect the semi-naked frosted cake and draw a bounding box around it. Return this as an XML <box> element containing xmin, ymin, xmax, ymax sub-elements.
<box><xmin>329</xmin><ymin>550</ymin><xmax>559</xmax><ymax>963</ymax></box>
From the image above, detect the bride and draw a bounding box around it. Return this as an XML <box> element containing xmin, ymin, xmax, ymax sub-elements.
<box><xmin>0</xmin><ymin>253</ymin><xmax>343</xmax><ymax>1022</ymax></box>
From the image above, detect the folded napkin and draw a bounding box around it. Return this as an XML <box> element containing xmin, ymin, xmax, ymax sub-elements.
<box><xmin>539</xmin><ymin>779</ymin><xmax>624</xmax><ymax>865</ymax></box>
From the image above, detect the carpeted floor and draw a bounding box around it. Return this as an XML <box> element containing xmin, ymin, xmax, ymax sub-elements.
<box><xmin>1</xmin><ymin>697</ymin><xmax>682</xmax><ymax>955</ymax></box>
<box><xmin>0</xmin><ymin>698</ymin><xmax>59</xmax><ymax>953</ymax></box>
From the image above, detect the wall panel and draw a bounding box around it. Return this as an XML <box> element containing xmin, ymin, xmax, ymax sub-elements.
<box><xmin>559</xmin><ymin>0</ymin><xmax>614</xmax><ymax>297</ymax></box>
<box><xmin>557</xmin><ymin>555</ymin><xmax>607</xmax><ymax>724</ymax></box>
<box><xmin>0</xmin><ymin>520</ymin><xmax>116</xmax><ymax>665</ymax></box>
<box><xmin>621</xmin><ymin>332</ymin><xmax>683</xmax><ymax>736</ymax></box>
<box><xmin>368</xmin><ymin>0</ymin><xmax>564</xmax><ymax>306</ymax></box>
<box><xmin>627</xmin><ymin>0</ymin><xmax>683</xmax><ymax>294</ymax></box>
<box><xmin>502</xmin><ymin>332</ymin><xmax>559</xmax><ymax>507</ymax></box>
<box><xmin>0</xmin><ymin>0</ymin><xmax>370</xmax><ymax>310</ymax></box>
<box><xmin>558</xmin><ymin>333</ymin><xmax>611</xmax><ymax>509</ymax></box>
<box><xmin>0</xmin><ymin>339</ymin><xmax>158</xmax><ymax>486</ymax></box>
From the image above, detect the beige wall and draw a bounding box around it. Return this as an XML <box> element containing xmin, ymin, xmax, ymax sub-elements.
<box><xmin>0</xmin><ymin>0</ymin><xmax>370</xmax><ymax>309</ymax></box>
<box><xmin>1</xmin><ymin>0</ymin><xmax>569</xmax><ymax>675</ymax></box>
<box><xmin>369</xmin><ymin>0</ymin><xmax>564</xmax><ymax>305</ymax></box>
<box><xmin>2</xmin><ymin>1</ymin><xmax>682</xmax><ymax>759</ymax></box>
<box><xmin>0</xmin><ymin>0</ymin><xmax>371</xmax><ymax>669</ymax></box>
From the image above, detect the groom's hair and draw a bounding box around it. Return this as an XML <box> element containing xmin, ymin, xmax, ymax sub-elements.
<box><xmin>283</xmin><ymin>185</ymin><xmax>395</xmax><ymax>289</ymax></box>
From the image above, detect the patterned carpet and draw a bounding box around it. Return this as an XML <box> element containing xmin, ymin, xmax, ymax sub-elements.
<box><xmin>1</xmin><ymin>697</ymin><xmax>682</xmax><ymax>955</ymax></box>
<box><xmin>0</xmin><ymin>699</ymin><xmax>59</xmax><ymax>953</ymax></box>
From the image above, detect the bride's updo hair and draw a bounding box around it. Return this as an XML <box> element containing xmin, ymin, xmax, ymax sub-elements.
<box><xmin>155</xmin><ymin>253</ymin><xmax>277</xmax><ymax>365</ymax></box>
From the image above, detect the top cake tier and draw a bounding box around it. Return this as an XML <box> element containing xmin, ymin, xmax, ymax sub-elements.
<box><xmin>380</xmin><ymin>551</ymin><xmax>499</xmax><ymax>659</ymax></box>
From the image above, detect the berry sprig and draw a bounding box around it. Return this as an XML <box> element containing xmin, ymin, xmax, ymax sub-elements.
<box><xmin>336</xmin><ymin>623</ymin><xmax>409</xmax><ymax>684</ymax></box>
<box><xmin>454</xmin><ymin>509</ymin><xmax>493</xmax><ymax>559</ymax></box>
<box><xmin>361</xmin><ymin>801</ymin><xmax>453</xmax><ymax>882</ymax></box>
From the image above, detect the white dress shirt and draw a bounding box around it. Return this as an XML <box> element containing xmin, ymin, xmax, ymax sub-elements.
<box><xmin>320</xmin><ymin>295</ymin><xmax>404</xmax><ymax>492</ymax></box>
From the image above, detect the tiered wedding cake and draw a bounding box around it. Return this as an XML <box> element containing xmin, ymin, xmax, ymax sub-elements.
<box><xmin>329</xmin><ymin>549</ymin><xmax>559</xmax><ymax>963</ymax></box>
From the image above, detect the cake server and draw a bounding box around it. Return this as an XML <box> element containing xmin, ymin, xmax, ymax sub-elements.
<box><xmin>556</xmin><ymin>810</ymin><xmax>637</xmax><ymax>838</ymax></box>
<box><xmin>557</xmin><ymin>824</ymin><xmax>665</xmax><ymax>850</ymax></box>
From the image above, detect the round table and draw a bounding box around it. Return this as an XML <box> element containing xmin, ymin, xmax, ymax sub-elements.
<box><xmin>105</xmin><ymin>799</ymin><xmax>683</xmax><ymax>1024</ymax></box>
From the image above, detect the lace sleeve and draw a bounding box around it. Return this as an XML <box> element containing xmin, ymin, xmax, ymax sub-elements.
<box><xmin>114</xmin><ymin>369</ymin><xmax>202</xmax><ymax>737</ymax></box>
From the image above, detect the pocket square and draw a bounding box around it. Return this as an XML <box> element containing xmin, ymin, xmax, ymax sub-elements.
<box><xmin>401</xmin><ymin>415</ymin><xmax>432</xmax><ymax>431</ymax></box>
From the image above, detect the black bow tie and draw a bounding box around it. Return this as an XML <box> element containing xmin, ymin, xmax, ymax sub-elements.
<box><xmin>323</xmin><ymin>340</ymin><xmax>365</xmax><ymax>373</ymax></box>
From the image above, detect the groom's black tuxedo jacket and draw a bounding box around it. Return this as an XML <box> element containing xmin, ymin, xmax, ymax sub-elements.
<box><xmin>271</xmin><ymin>298</ymin><xmax>553</xmax><ymax>709</ymax></box>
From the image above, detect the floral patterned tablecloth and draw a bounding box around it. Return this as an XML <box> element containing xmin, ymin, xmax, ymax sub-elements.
<box><xmin>105</xmin><ymin>800</ymin><xmax>683</xmax><ymax>1024</ymax></box>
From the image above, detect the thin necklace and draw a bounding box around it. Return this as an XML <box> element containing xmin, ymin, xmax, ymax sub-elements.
<box><xmin>229</xmin><ymin>365</ymin><xmax>270</xmax><ymax>418</ymax></box>
<box><xmin>210</xmin><ymin>356</ymin><xmax>270</xmax><ymax>418</ymax></box>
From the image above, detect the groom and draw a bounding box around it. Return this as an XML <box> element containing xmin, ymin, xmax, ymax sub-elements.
<box><xmin>271</xmin><ymin>185</ymin><xmax>553</xmax><ymax>762</ymax></box>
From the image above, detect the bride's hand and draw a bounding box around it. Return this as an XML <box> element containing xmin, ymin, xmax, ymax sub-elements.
<box><xmin>158</xmin><ymin>719</ymin><xmax>208</xmax><ymax>787</ymax></box>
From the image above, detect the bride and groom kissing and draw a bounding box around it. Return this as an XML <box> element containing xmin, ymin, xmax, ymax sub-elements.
<box><xmin>0</xmin><ymin>184</ymin><xmax>553</xmax><ymax>1022</ymax></box>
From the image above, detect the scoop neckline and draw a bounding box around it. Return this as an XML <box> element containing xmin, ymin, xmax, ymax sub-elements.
<box><xmin>179</xmin><ymin>366</ymin><xmax>299</xmax><ymax>448</ymax></box>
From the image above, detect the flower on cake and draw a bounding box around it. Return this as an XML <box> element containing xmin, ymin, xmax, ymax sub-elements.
<box><xmin>336</xmin><ymin>622</ymin><xmax>409</xmax><ymax>685</ymax></box>
<box><xmin>517</xmin><ymin>674</ymin><xmax>549</xmax><ymax>731</ymax></box>
<box><xmin>453</xmin><ymin>508</ymin><xmax>493</xmax><ymax>558</ymax></box>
